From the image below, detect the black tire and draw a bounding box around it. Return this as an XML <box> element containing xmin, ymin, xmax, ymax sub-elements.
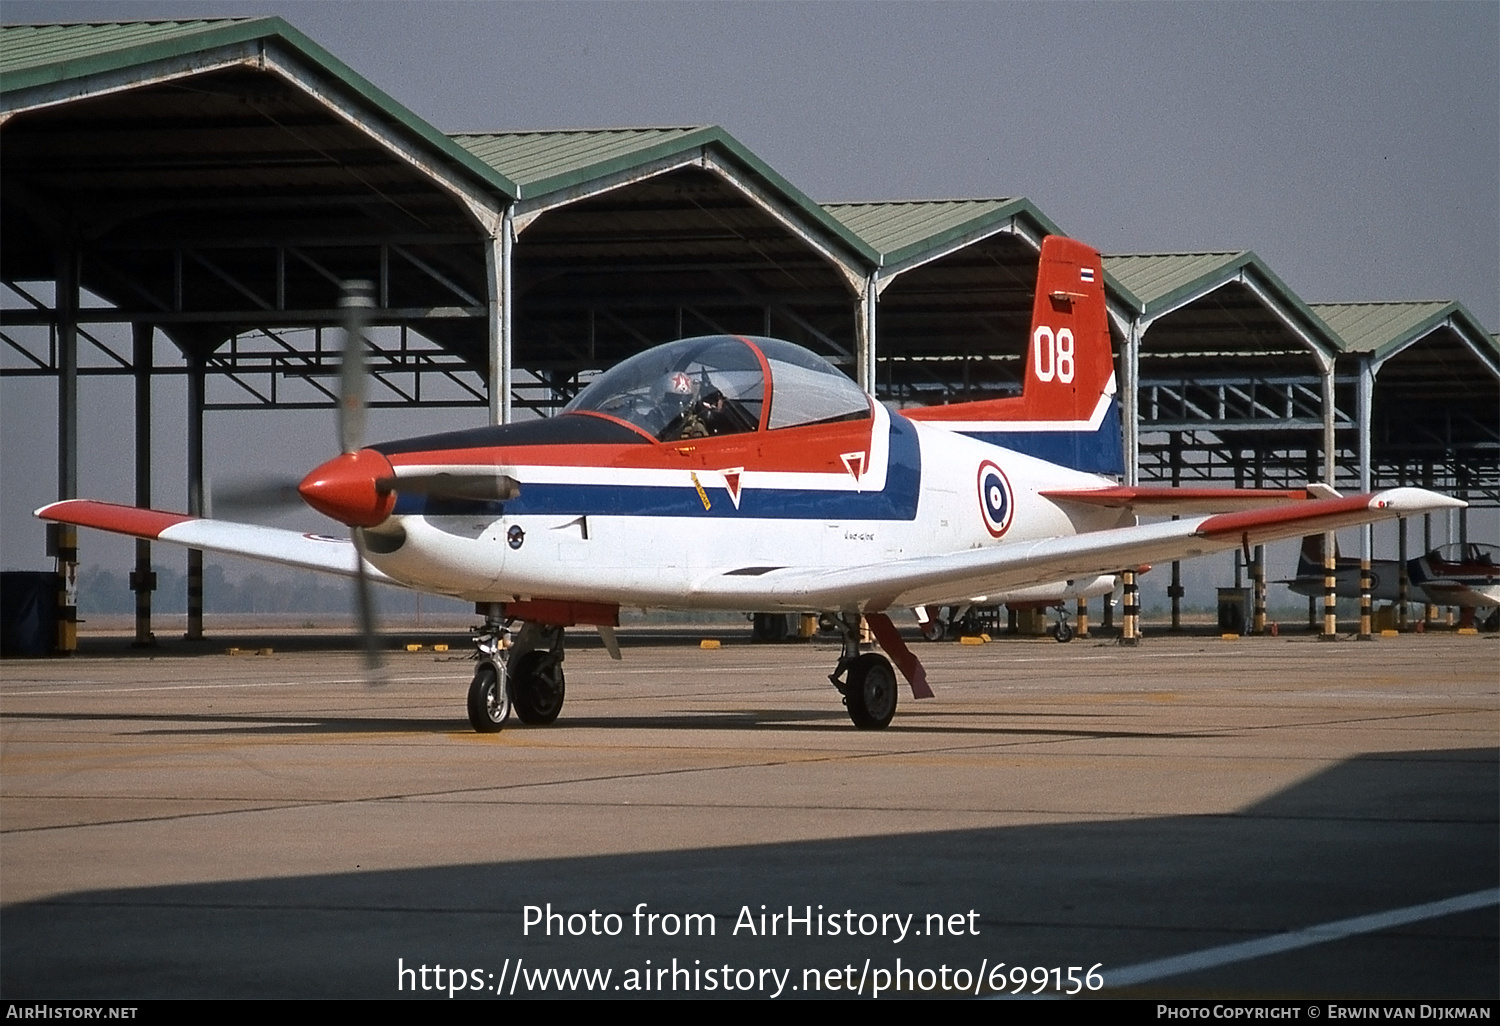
<box><xmin>467</xmin><ymin>662</ymin><xmax>509</xmax><ymax>733</ymax></box>
<box><xmin>511</xmin><ymin>650</ymin><xmax>566</xmax><ymax>725</ymax></box>
<box><xmin>1052</xmin><ymin>621</ymin><xmax>1074</xmax><ymax>643</ymax></box>
<box><xmin>844</xmin><ymin>653</ymin><xmax>898</xmax><ymax>730</ymax></box>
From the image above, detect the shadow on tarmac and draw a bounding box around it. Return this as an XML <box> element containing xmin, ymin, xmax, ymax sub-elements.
<box><xmin>2</xmin><ymin>748</ymin><xmax>1494</xmax><ymax>999</ymax></box>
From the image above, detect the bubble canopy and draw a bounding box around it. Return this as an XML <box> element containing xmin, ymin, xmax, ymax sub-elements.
<box><xmin>563</xmin><ymin>335</ymin><xmax>871</xmax><ymax>442</ymax></box>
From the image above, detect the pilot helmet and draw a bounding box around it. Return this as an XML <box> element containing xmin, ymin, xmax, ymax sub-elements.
<box><xmin>654</xmin><ymin>369</ymin><xmax>702</xmax><ymax>414</ymax></box>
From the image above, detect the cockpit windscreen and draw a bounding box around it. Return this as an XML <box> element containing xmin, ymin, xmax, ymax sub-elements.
<box><xmin>563</xmin><ymin>335</ymin><xmax>869</xmax><ymax>442</ymax></box>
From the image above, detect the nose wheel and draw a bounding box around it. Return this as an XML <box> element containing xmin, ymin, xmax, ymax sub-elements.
<box><xmin>467</xmin><ymin>660</ymin><xmax>510</xmax><ymax>732</ymax></box>
<box><xmin>827</xmin><ymin>613</ymin><xmax>898</xmax><ymax>730</ymax></box>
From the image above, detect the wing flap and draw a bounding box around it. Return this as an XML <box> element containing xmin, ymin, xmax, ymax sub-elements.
<box><xmin>36</xmin><ymin>499</ymin><xmax>395</xmax><ymax>584</ymax></box>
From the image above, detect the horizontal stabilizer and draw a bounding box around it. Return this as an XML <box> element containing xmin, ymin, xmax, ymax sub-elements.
<box><xmin>1042</xmin><ymin>486</ymin><xmax>1310</xmax><ymax>516</ymax></box>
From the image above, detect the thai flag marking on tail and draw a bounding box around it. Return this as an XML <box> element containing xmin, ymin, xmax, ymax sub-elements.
<box><xmin>1080</xmin><ymin>267</ymin><xmax>1095</xmax><ymax>283</ymax></box>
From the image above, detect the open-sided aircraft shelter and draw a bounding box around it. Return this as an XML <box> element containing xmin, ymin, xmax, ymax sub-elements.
<box><xmin>2</xmin><ymin>16</ymin><xmax>1495</xmax><ymax>646</ymax></box>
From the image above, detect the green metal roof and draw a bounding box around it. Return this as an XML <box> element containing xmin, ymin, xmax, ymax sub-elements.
<box><xmin>825</xmin><ymin>200</ymin><xmax>1145</xmax><ymax>317</ymax></box>
<box><xmin>452</xmin><ymin>127</ymin><xmax>713</xmax><ymax>195</ymax></box>
<box><xmin>452</xmin><ymin>125</ymin><xmax>878</xmax><ymax>267</ymax></box>
<box><xmin>0</xmin><ymin>17</ymin><xmax>518</xmax><ymax>198</ymax></box>
<box><xmin>1</xmin><ymin>18</ymin><xmax>257</xmax><ymax>79</ymax></box>
<box><xmin>1309</xmin><ymin>301</ymin><xmax>1500</xmax><ymax>368</ymax></box>
<box><xmin>822</xmin><ymin>198</ymin><xmax>1057</xmax><ymax>267</ymax></box>
<box><xmin>1104</xmin><ymin>250</ymin><xmax>1345</xmax><ymax>357</ymax></box>
<box><xmin>1103</xmin><ymin>252</ymin><xmax>1250</xmax><ymax>314</ymax></box>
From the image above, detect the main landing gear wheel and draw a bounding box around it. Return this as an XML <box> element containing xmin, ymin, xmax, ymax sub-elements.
<box><xmin>511</xmin><ymin>650</ymin><xmax>566</xmax><ymax>725</ymax></box>
<box><xmin>467</xmin><ymin>661</ymin><xmax>510</xmax><ymax>733</ymax></box>
<box><xmin>1051</xmin><ymin>620</ymin><xmax>1075</xmax><ymax>643</ymax></box>
<box><xmin>844</xmin><ymin>653</ymin><xmax>898</xmax><ymax>730</ymax></box>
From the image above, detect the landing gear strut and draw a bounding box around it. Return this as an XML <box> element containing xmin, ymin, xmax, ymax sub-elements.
<box><xmin>466</xmin><ymin>608</ymin><xmax>568</xmax><ymax>733</ymax></box>
<box><xmin>826</xmin><ymin>613</ymin><xmax>897</xmax><ymax>730</ymax></box>
<box><xmin>1050</xmin><ymin>604</ymin><xmax>1075</xmax><ymax>643</ymax></box>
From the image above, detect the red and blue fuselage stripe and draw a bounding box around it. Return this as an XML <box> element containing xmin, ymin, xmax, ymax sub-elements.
<box><xmin>390</xmin><ymin>411</ymin><xmax>925</xmax><ymax>520</ymax></box>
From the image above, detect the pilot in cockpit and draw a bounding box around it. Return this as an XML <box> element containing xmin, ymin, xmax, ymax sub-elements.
<box><xmin>656</xmin><ymin>369</ymin><xmax>754</xmax><ymax>440</ymax></box>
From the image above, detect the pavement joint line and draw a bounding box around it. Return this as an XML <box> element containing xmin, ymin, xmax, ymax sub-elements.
<box><xmin>0</xmin><ymin>732</ymin><xmax>1143</xmax><ymax>834</ymax></box>
<box><xmin>1100</xmin><ymin>888</ymin><xmax>1500</xmax><ymax>990</ymax></box>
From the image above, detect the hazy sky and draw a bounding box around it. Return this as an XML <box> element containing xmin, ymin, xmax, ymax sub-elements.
<box><xmin>2</xmin><ymin>1</ymin><xmax>1496</xmax><ymax>592</ymax></box>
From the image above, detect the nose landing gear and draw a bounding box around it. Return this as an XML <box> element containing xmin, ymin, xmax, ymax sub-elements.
<box><xmin>466</xmin><ymin>607</ymin><xmax>567</xmax><ymax>733</ymax></box>
<box><xmin>826</xmin><ymin>613</ymin><xmax>897</xmax><ymax>730</ymax></box>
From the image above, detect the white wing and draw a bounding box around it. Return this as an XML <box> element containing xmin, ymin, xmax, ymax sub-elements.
<box><xmin>691</xmin><ymin>487</ymin><xmax>1464</xmax><ymax>611</ymax></box>
<box><xmin>35</xmin><ymin>500</ymin><xmax>399</xmax><ymax>585</ymax></box>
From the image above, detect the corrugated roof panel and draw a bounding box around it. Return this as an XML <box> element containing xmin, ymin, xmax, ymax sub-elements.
<box><xmin>453</xmin><ymin>127</ymin><xmax>710</xmax><ymax>192</ymax></box>
<box><xmin>1</xmin><ymin>17</ymin><xmax>518</xmax><ymax>198</ymax></box>
<box><xmin>1103</xmin><ymin>252</ymin><xmax>1247</xmax><ymax>307</ymax></box>
<box><xmin>452</xmin><ymin>125</ymin><xmax>878</xmax><ymax>268</ymax></box>
<box><xmin>1307</xmin><ymin>301</ymin><xmax>1454</xmax><ymax>355</ymax></box>
<box><xmin>822</xmin><ymin>198</ymin><xmax>1018</xmax><ymax>255</ymax></box>
<box><xmin>0</xmin><ymin>19</ymin><xmax>263</xmax><ymax>81</ymax></box>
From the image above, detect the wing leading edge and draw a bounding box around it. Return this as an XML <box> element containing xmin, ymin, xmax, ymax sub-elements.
<box><xmin>35</xmin><ymin>499</ymin><xmax>396</xmax><ymax>584</ymax></box>
<box><xmin>696</xmin><ymin>487</ymin><xmax>1464</xmax><ymax>611</ymax></box>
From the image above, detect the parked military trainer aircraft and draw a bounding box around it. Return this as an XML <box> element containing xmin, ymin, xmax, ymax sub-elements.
<box><xmin>38</xmin><ymin>236</ymin><xmax>1462</xmax><ymax>731</ymax></box>
<box><xmin>1283</xmin><ymin>535</ymin><xmax>1500</xmax><ymax>623</ymax></box>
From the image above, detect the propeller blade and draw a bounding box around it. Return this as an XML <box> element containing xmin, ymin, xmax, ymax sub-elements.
<box><xmin>338</xmin><ymin>280</ymin><xmax>375</xmax><ymax>456</ymax></box>
<box><xmin>377</xmin><ymin>471</ymin><xmax>521</xmax><ymax>502</ymax></box>
<box><xmin>351</xmin><ymin>527</ymin><xmax>383</xmax><ymax>681</ymax></box>
<box><xmin>211</xmin><ymin>476</ymin><xmax>304</xmax><ymax>519</ymax></box>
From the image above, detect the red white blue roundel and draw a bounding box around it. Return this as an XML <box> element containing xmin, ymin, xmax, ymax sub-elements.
<box><xmin>976</xmin><ymin>460</ymin><xmax>1013</xmax><ymax>538</ymax></box>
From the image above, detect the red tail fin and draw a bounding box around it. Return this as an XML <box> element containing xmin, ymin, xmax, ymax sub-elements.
<box><xmin>1016</xmin><ymin>235</ymin><xmax>1114</xmax><ymax>421</ymax></box>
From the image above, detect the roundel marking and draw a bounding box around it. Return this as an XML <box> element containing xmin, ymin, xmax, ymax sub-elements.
<box><xmin>976</xmin><ymin>460</ymin><xmax>1013</xmax><ymax>538</ymax></box>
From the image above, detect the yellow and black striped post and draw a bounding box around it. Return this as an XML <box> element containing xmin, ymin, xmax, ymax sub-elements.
<box><xmin>47</xmin><ymin>523</ymin><xmax>78</xmax><ymax>655</ymax></box>
<box><xmin>1358</xmin><ymin>558</ymin><xmax>1373</xmax><ymax>640</ymax></box>
<box><xmin>1119</xmin><ymin>569</ymin><xmax>1141</xmax><ymax>646</ymax></box>
<box><xmin>1320</xmin><ymin>534</ymin><xmax>1339</xmax><ymax>641</ymax></box>
<box><xmin>1251</xmin><ymin>545</ymin><xmax>1267</xmax><ymax>635</ymax></box>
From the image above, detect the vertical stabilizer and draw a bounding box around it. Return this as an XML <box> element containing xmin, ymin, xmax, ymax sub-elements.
<box><xmin>905</xmin><ymin>235</ymin><xmax>1123</xmax><ymax>475</ymax></box>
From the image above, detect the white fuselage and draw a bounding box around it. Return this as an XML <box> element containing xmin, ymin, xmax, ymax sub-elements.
<box><xmin>366</xmin><ymin>411</ymin><xmax>1128</xmax><ymax>612</ymax></box>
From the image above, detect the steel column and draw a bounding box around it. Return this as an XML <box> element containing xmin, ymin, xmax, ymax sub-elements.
<box><xmin>54</xmin><ymin>248</ymin><xmax>79</xmax><ymax>654</ymax></box>
<box><xmin>1123</xmin><ymin>319</ymin><xmax>1143</xmax><ymax>486</ymax></box>
<box><xmin>132</xmin><ymin>322</ymin><xmax>156</xmax><ymax>647</ymax></box>
<box><xmin>1397</xmin><ymin>517</ymin><xmax>1409</xmax><ymax>630</ymax></box>
<box><xmin>856</xmin><ymin>275</ymin><xmax>878</xmax><ymax>392</ymax></box>
<box><xmin>484</xmin><ymin>208</ymin><xmax>514</xmax><ymax>425</ymax></box>
<box><xmin>186</xmin><ymin>356</ymin><xmax>205</xmax><ymax>640</ymax></box>
<box><xmin>1357</xmin><ymin>358</ymin><xmax>1374</xmax><ymax>639</ymax></box>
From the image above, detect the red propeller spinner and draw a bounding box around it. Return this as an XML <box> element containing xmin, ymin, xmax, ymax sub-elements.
<box><xmin>298</xmin><ymin>448</ymin><xmax>396</xmax><ymax>527</ymax></box>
